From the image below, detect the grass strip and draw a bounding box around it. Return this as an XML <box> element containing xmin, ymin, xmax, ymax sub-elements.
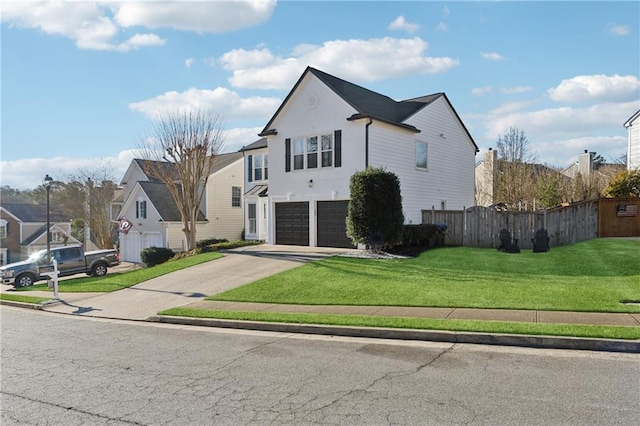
<box><xmin>158</xmin><ymin>307</ymin><xmax>640</xmax><ymax>341</ymax></box>
<box><xmin>0</xmin><ymin>293</ymin><xmax>51</xmax><ymax>304</ymax></box>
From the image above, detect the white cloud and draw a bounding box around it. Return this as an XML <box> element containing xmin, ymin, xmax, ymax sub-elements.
<box><xmin>221</xmin><ymin>37</ymin><xmax>460</xmax><ymax>90</ymax></box>
<box><xmin>128</xmin><ymin>87</ymin><xmax>281</xmax><ymax>121</ymax></box>
<box><xmin>501</xmin><ymin>86</ymin><xmax>533</xmax><ymax>95</ymax></box>
<box><xmin>472</xmin><ymin>87</ymin><xmax>492</xmax><ymax>97</ymax></box>
<box><xmin>185</xmin><ymin>58</ymin><xmax>194</xmax><ymax>68</ymax></box>
<box><xmin>223</xmin><ymin>127</ymin><xmax>264</xmax><ymax>153</ymax></box>
<box><xmin>482</xmin><ymin>100</ymin><xmax>639</xmax><ymax>142</ymax></box>
<box><xmin>481</xmin><ymin>52</ymin><xmax>504</xmax><ymax>61</ymax></box>
<box><xmin>114</xmin><ymin>0</ymin><xmax>276</xmax><ymax>33</ymax></box>
<box><xmin>548</xmin><ymin>74</ymin><xmax>640</xmax><ymax>103</ymax></box>
<box><xmin>434</xmin><ymin>22</ymin><xmax>448</xmax><ymax>32</ymax></box>
<box><xmin>1</xmin><ymin>0</ymin><xmax>275</xmax><ymax>50</ymax></box>
<box><xmin>388</xmin><ymin>16</ymin><xmax>420</xmax><ymax>34</ymax></box>
<box><xmin>536</xmin><ymin>136</ymin><xmax>627</xmax><ymax>167</ymax></box>
<box><xmin>442</xmin><ymin>6</ymin><xmax>450</xmax><ymax>17</ymax></box>
<box><xmin>606</xmin><ymin>23</ymin><xmax>630</xmax><ymax>36</ymax></box>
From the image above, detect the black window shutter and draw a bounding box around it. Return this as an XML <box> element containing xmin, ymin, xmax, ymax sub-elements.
<box><xmin>285</xmin><ymin>138</ymin><xmax>291</xmax><ymax>172</ymax></box>
<box><xmin>247</xmin><ymin>155</ymin><xmax>253</xmax><ymax>182</ymax></box>
<box><xmin>334</xmin><ymin>130</ymin><xmax>342</xmax><ymax>168</ymax></box>
<box><xmin>135</xmin><ymin>201</ymin><xmax>139</xmax><ymax>219</ymax></box>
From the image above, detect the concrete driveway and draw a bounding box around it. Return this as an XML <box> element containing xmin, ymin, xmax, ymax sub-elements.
<box><xmin>30</xmin><ymin>245</ymin><xmax>349</xmax><ymax>320</ymax></box>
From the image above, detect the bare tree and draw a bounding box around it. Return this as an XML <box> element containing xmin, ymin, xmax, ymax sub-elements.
<box><xmin>63</xmin><ymin>162</ymin><xmax>119</xmax><ymax>249</ymax></box>
<box><xmin>495</xmin><ymin>127</ymin><xmax>540</xmax><ymax>209</ymax></box>
<box><xmin>136</xmin><ymin>109</ymin><xmax>225</xmax><ymax>251</ymax></box>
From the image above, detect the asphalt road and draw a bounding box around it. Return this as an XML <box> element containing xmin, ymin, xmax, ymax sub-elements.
<box><xmin>2</xmin><ymin>307</ymin><xmax>639</xmax><ymax>425</ymax></box>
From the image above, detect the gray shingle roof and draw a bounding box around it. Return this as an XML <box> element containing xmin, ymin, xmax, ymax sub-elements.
<box><xmin>260</xmin><ymin>67</ymin><xmax>448</xmax><ymax>136</ymax></box>
<box><xmin>138</xmin><ymin>182</ymin><xmax>206</xmax><ymax>222</ymax></box>
<box><xmin>1</xmin><ymin>203</ymin><xmax>67</xmax><ymax>222</ymax></box>
<box><xmin>240</xmin><ymin>138</ymin><xmax>268</xmax><ymax>152</ymax></box>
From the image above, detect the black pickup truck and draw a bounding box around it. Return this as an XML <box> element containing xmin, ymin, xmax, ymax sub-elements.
<box><xmin>0</xmin><ymin>245</ymin><xmax>120</xmax><ymax>288</ymax></box>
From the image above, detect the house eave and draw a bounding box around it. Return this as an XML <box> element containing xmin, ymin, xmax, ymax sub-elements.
<box><xmin>347</xmin><ymin>114</ymin><xmax>421</xmax><ymax>133</ymax></box>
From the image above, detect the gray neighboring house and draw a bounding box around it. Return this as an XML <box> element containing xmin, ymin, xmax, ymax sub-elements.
<box><xmin>0</xmin><ymin>203</ymin><xmax>79</xmax><ymax>264</ymax></box>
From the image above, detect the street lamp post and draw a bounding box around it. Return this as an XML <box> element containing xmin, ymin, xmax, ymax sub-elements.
<box><xmin>43</xmin><ymin>174</ymin><xmax>53</xmax><ymax>261</ymax></box>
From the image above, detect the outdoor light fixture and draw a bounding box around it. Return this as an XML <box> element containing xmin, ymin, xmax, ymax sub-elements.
<box><xmin>308</xmin><ymin>179</ymin><xmax>314</xmax><ymax>188</ymax></box>
<box><xmin>43</xmin><ymin>174</ymin><xmax>53</xmax><ymax>261</ymax></box>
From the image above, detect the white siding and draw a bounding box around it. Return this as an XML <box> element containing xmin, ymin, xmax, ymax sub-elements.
<box><xmin>266</xmin><ymin>73</ymin><xmax>365</xmax><ymax>245</ymax></box>
<box><xmin>369</xmin><ymin>97</ymin><xmax>476</xmax><ymax>224</ymax></box>
<box><xmin>117</xmin><ymin>185</ymin><xmax>168</xmax><ymax>262</ymax></box>
<box><xmin>628</xmin><ymin>116</ymin><xmax>640</xmax><ymax>170</ymax></box>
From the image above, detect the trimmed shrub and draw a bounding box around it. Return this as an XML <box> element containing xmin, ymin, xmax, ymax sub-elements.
<box><xmin>196</xmin><ymin>238</ymin><xmax>229</xmax><ymax>248</ymax></box>
<box><xmin>346</xmin><ymin>167</ymin><xmax>404</xmax><ymax>250</ymax></box>
<box><xmin>140</xmin><ymin>246</ymin><xmax>175</xmax><ymax>267</ymax></box>
<box><xmin>402</xmin><ymin>224</ymin><xmax>447</xmax><ymax>248</ymax></box>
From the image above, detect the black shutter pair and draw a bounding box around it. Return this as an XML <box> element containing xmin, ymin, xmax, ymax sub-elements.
<box><xmin>285</xmin><ymin>130</ymin><xmax>341</xmax><ymax>172</ymax></box>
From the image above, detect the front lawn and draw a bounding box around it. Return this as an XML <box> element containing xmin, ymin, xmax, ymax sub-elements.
<box><xmin>209</xmin><ymin>239</ymin><xmax>640</xmax><ymax>313</ymax></box>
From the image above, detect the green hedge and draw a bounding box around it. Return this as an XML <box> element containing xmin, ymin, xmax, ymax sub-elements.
<box><xmin>140</xmin><ymin>246</ymin><xmax>175</xmax><ymax>267</ymax></box>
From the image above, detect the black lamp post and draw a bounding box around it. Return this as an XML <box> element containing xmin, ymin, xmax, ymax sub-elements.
<box><xmin>43</xmin><ymin>174</ymin><xmax>53</xmax><ymax>262</ymax></box>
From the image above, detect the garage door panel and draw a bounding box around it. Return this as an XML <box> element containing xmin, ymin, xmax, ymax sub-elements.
<box><xmin>317</xmin><ymin>200</ymin><xmax>354</xmax><ymax>248</ymax></box>
<box><xmin>275</xmin><ymin>202</ymin><xmax>309</xmax><ymax>246</ymax></box>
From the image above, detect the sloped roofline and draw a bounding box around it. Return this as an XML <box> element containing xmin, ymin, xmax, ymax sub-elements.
<box><xmin>258</xmin><ymin>66</ymin><xmax>479</xmax><ymax>152</ymax></box>
<box><xmin>624</xmin><ymin>108</ymin><xmax>640</xmax><ymax>128</ymax></box>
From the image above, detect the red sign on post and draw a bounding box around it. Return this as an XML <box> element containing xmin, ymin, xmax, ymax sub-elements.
<box><xmin>118</xmin><ymin>217</ymin><xmax>133</xmax><ymax>234</ymax></box>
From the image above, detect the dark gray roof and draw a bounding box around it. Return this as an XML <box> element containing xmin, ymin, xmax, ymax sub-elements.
<box><xmin>240</xmin><ymin>138</ymin><xmax>268</xmax><ymax>152</ymax></box>
<box><xmin>261</xmin><ymin>67</ymin><xmax>440</xmax><ymax>135</ymax></box>
<box><xmin>245</xmin><ymin>184</ymin><xmax>268</xmax><ymax>197</ymax></box>
<box><xmin>1</xmin><ymin>204</ymin><xmax>67</xmax><ymax>222</ymax></box>
<box><xmin>21</xmin><ymin>224</ymin><xmax>47</xmax><ymax>245</ymax></box>
<box><xmin>138</xmin><ymin>182</ymin><xmax>206</xmax><ymax>222</ymax></box>
<box><xmin>134</xmin><ymin>152</ymin><xmax>242</xmax><ymax>182</ymax></box>
<box><xmin>211</xmin><ymin>151</ymin><xmax>243</xmax><ymax>172</ymax></box>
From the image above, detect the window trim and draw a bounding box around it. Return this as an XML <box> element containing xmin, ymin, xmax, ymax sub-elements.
<box><xmin>247</xmin><ymin>203</ymin><xmax>257</xmax><ymax>235</ymax></box>
<box><xmin>416</xmin><ymin>140</ymin><xmax>428</xmax><ymax>170</ymax></box>
<box><xmin>231</xmin><ymin>186</ymin><xmax>242</xmax><ymax>208</ymax></box>
<box><xmin>0</xmin><ymin>219</ymin><xmax>7</xmax><ymax>239</ymax></box>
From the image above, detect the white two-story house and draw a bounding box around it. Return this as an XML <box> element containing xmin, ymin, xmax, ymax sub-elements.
<box><xmin>625</xmin><ymin>108</ymin><xmax>640</xmax><ymax>170</ymax></box>
<box><xmin>257</xmin><ymin>67</ymin><xmax>478</xmax><ymax>248</ymax></box>
<box><xmin>117</xmin><ymin>152</ymin><xmax>244</xmax><ymax>262</ymax></box>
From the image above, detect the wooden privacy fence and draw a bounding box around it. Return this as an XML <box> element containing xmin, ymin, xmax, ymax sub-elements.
<box><xmin>597</xmin><ymin>197</ymin><xmax>640</xmax><ymax>237</ymax></box>
<box><xmin>422</xmin><ymin>199</ymin><xmax>599</xmax><ymax>249</ymax></box>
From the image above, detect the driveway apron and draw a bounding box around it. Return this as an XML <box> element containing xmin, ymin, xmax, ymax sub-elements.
<box><xmin>40</xmin><ymin>245</ymin><xmax>347</xmax><ymax>320</ymax></box>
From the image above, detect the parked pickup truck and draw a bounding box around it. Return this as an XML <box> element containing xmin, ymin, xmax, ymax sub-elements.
<box><xmin>0</xmin><ymin>245</ymin><xmax>120</xmax><ymax>288</ymax></box>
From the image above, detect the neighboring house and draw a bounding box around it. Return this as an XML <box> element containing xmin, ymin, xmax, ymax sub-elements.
<box><xmin>257</xmin><ymin>66</ymin><xmax>478</xmax><ymax>248</ymax></box>
<box><xmin>241</xmin><ymin>138</ymin><xmax>269</xmax><ymax>241</ymax></box>
<box><xmin>0</xmin><ymin>203</ymin><xmax>79</xmax><ymax>264</ymax></box>
<box><xmin>117</xmin><ymin>152</ymin><xmax>244</xmax><ymax>263</ymax></box>
<box><xmin>624</xmin><ymin>108</ymin><xmax>640</xmax><ymax>170</ymax></box>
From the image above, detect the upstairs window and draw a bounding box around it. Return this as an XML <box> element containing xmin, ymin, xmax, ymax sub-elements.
<box><xmin>231</xmin><ymin>186</ymin><xmax>241</xmax><ymax>207</ymax></box>
<box><xmin>416</xmin><ymin>141</ymin><xmax>428</xmax><ymax>170</ymax></box>
<box><xmin>0</xmin><ymin>220</ymin><xmax>7</xmax><ymax>239</ymax></box>
<box><xmin>293</xmin><ymin>138</ymin><xmax>305</xmax><ymax>170</ymax></box>
<box><xmin>321</xmin><ymin>134</ymin><xmax>333</xmax><ymax>167</ymax></box>
<box><xmin>307</xmin><ymin>137</ymin><xmax>318</xmax><ymax>169</ymax></box>
<box><xmin>254</xmin><ymin>155</ymin><xmax>263</xmax><ymax>181</ymax></box>
<box><xmin>136</xmin><ymin>200</ymin><xmax>147</xmax><ymax>219</ymax></box>
<box><xmin>264</xmin><ymin>155</ymin><xmax>268</xmax><ymax>180</ymax></box>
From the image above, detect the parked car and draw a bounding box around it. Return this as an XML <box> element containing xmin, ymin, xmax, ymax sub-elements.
<box><xmin>0</xmin><ymin>245</ymin><xmax>120</xmax><ymax>288</ymax></box>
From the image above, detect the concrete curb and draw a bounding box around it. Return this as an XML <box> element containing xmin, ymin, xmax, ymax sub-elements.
<box><xmin>147</xmin><ymin>315</ymin><xmax>640</xmax><ymax>354</ymax></box>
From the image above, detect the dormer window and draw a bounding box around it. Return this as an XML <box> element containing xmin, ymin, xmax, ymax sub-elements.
<box><xmin>136</xmin><ymin>199</ymin><xmax>147</xmax><ymax>219</ymax></box>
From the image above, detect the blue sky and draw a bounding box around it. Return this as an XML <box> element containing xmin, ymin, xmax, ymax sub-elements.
<box><xmin>2</xmin><ymin>0</ymin><xmax>639</xmax><ymax>190</ymax></box>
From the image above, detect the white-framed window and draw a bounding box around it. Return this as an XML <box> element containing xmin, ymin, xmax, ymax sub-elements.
<box><xmin>248</xmin><ymin>203</ymin><xmax>257</xmax><ymax>235</ymax></box>
<box><xmin>416</xmin><ymin>141</ymin><xmax>428</xmax><ymax>170</ymax></box>
<box><xmin>231</xmin><ymin>186</ymin><xmax>241</xmax><ymax>207</ymax></box>
<box><xmin>264</xmin><ymin>154</ymin><xmax>268</xmax><ymax>180</ymax></box>
<box><xmin>321</xmin><ymin>134</ymin><xmax>333</xmax><ymax>167</ymax></box>
<box><xmin>0</xmin><ymin>219</ymin><xmax>7</xmax><ymax>239</ymax></box>
<box><xmin>248</xmin><ymin>154</ymin><xmax>268</xmax><ymax>182</ymax></box>
<box><xmin>136</xmin><ymin>199</ymin><xmax>147</xmax><ymax>219</ymax></box>
<box><xmin>293</xmin><ymin>138</ymin><xmax>305</xmax><ymax>170</ymax></box>
<box><xmin>292</xmin><ymin>133</ymin><xmax>333</xmax><ymax>170</ymax></box>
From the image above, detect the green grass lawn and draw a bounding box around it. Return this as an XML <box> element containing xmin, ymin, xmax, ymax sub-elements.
<box><xmin>209</xmin><ymin>239</ymin><xmax>640</xmax><ymax>313</ymax></box>
<box><xmin>0</xmin><ymin>293</ymin><xmax>51</xmax><ymax>304</ymax></box>
<box><xmin>18</xmin><ymin>251</ymin><xmax>224</xmax><ymax>293</ymax></box>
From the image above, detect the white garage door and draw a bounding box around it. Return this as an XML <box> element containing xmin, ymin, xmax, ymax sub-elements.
<box><xmin>121</xmin><ymin>232</ymin><xmax>163</xmax><ymax>263</ymax></box>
